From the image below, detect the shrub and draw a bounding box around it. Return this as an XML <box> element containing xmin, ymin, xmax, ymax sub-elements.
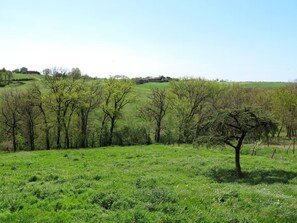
<box><xmin>114</xmin><ymin>125</ymin><xmax>151</xmax><ymax>146</ymax></box>
<box><xmin>0</xmin><ymin>141</ymin><xmax>13</xmax><ymax>152</ymax></box>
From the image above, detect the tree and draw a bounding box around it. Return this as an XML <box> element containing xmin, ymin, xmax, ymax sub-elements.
<box><xmin>170</xmin><ymin>78</ymin><xmax>218</xmax><ymax>143</ymax></box>
<box><xmin>0</xmin><ymin>69</ymin><xmax>13</xmax><ymax>86</ymax></box>
<box><xmin>273</xmin><ymin>84</ymin><xmax>297</xmax><ymax>138</ymax></box>
<box><xmin>30</xmin><ymin>84</ymin><xmax>52</xmax><ymax>150</ymax></box>
<box><xmin>43</xmin><ymin>68</ymin><xmax>79</xmax><ymax>149</ymax></box>
<box><xmin>0</xmin><ymin>90</ymin><xmax>22</xmax><ymax>152</ymax></box>
<box><xmin>69</xmin><ymin>67</ymin><xmax>82</xmax><ymax>79</ymax></box>
<box><xmin>139</xmin><ymin>89</ymin><xmax>168</xmax><ymax>143</ymax></box>
<box><xmin>101</xmin><ymin>77</ymin><xmax>134</xmax><ymax>146</ymax></box>
<box><xmin>20</xmin><ymin>67</ymin><xmax>28</xmax><ymax>74</ymax></box>
<box><xmin>76</xmin><ymin>80</ymin><xmax>102</xmax><ymax>147</ymax></box>
<box><xmin>199</xmin><ymin>108</ymin><xmax>277</xmax><ymax>177</ymax></box>
<box><xmin>18</xmin><ymin>88</ymin><xmax>40</xmax><ymax>150</ymax></box>
<box><xmin>42</xmin><ymin>68</ymin><xmax>52</xmax><ymax>75</ymax></box>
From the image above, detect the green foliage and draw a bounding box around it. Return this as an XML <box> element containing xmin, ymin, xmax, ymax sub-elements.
<box><xmin>0</xmin><ymin>72</ymin><xmax>296</xmax><ymax>154</ymax></box>
<box><xmin>113</xmin><ymin>125</ymin><xmax>151</xmax><ymax>146</ymax></box>
<box><xmin>272</xmin><ymin>84</ymin><xmax>297</xmax><ymax>138</ymax></box>
<box><xmin>139</xmin><ymin>88</ymin><xmax>168</xmax><ymax>143</ymax></box>
<box><xmin>101</xmin><ymin>77</ymin><xmax>135</xmax><ymax>145</ymax></box>
<box><xmin>170</xmin><ymin>78</ymin><xmax>221</xmax><ymax>143</ymax></box>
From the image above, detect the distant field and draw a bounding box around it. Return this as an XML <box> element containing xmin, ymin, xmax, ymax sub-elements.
<box><xmin>0</xmin><ymin>145</ymin><xmax>296</xmax><ymax>222</ymax></box>
<box><xmin>239</xmin><ymin>81</ymin><xmax>292</xmax><ymax>89</ymax></box>
<box><xmin>5</xmin><ymin>74</ymin><xmax>294</xmax><ymax>91</ymax></box>
<box><xmin>135</xmin><ymin>82</ymin><xmax>169</xmax><ymax>95</ymax></box>
<box><xmin>12</xmin><ymin>73</ymin><xmax>43</xmax><ymax>81</ymax></box>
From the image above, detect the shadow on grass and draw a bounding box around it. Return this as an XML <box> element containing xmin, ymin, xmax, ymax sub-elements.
<box><xmin>209</xmin><ymin>168</ymin><xmax>297</xmax><ymax>185</ymax></box>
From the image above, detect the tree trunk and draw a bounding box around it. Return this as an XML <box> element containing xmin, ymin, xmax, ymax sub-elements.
<box><xmin>56</xmin><ymin>110</ymin><xmax>62</xmax><ymax>149</ymax></box>
<box><xmin>234</xmin><ymin>132</ymin><xmax>245</xmax><ymax>178</ymax></box>
<box><xmin>155</xmin><ymin>120</ymin><xmax>161</xmax><ymax>143</ymax></box>
<box><xmin>99</xmin><ymin>114</ymin><xmax>108</xmax><ymax>146</ymax></box>
<box><xmin>64</xmin><ymin>127</ymin><xmax>70</xmax><ymax>148</ymax></box>
<box><xmin>277</xmin><ymin>121</ymin><xmax>283</xmax><ymax>138</ymax></box>
<box><xmin>64</xmin><ymin>106</ymin><xmax>75</xmax><ymax>149</ymax></box>
<box><xmin>12</xmin><ymin>126</ymin><xmax>17</xmax><ymax>152</ymax></box>
<box><xmin>28</xmin><ymin>118</ymin><xmax>35</xmax><ymax>151</ymax></box>
<box><xmin>45</xmin><ymin>128</ymin><xmax>50</xmax><ymax>150</ymax></box>
<box><xmin>235</xmin><ymin>147</ymin><xmax>242</xmax><ymax>177</ymax></box>
<box><xmin>39</xmin><ymin>104</ymin><xmax>50</xmax><ymax>150</ymax></box>
<box><xmin>108</xmin><ymin>117</ymin><xmax>115</xmax><ymax>146</ymax></box>
<box><xmin>80</xmin><ymin>108</ymin><xmax>89</xmax><ymax>148</ymax></box>
<box><xmin>56</xmin><ymin>123</ymin><xmax>61</xmax><ymax>149</ymax></box>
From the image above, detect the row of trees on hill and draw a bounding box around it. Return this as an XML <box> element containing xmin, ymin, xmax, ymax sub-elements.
<box><xmin>0</xmin><ymin>68</ymin><xmax>134</xmax><ymax>151</ymax></box>
<box><xmin>1</xmin><ymin>69</ymin><xmax>297</xmax><ymax>176</ymax></box>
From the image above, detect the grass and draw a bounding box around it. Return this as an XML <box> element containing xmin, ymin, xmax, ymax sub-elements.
<box><xmin>0</xmin><ymin>144</ymin><xmax>296</xmax><ymax>222</ymax></box>
<box><xmin>239</xmin><ymin>82</ymin><xmax>292</xmax><ymax>89</ymax></box>
<box><xmin>12</xmin><ymin>73</ymin><xmax>43</xmax><ymax>81</ymax></box>
<box><xmin>3</xmin><ymin>75</ymin><xmax>293</xmax><ymax>93</ymax></box>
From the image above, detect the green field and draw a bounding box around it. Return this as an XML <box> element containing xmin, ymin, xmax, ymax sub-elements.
<box><xmin>0</xmin><ymin>145</ymin><xmax>296</xmax><ymax>222</ymax></box>
<box><xmin>239</xmin><ymin>82</ymin><xmax>292</xmax><ymax>89</ymax></box>
<box><xmin>12</xmin><ymin>73</ymin><xmax>43</xmax><ymax>81</ymax></box>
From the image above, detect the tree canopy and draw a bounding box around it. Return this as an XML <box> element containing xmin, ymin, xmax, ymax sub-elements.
<box><xmin>198</xmin><ymin>108</ymin><xmax>277</xmax><ymax>177</ymax></box>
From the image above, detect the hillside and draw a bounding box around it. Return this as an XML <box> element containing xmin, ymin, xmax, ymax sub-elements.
<box><xmin>0</xmin><ymin>145</ymin><xmax>296</xmax><ymax>222</ymax></box>
<box><xmin>2</xmin><ymin>73</ymin><xmax>294</xmax><ymax>91</ymax></box>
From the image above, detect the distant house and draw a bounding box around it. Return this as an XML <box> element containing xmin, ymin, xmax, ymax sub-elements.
<box><xmin>27</xmin><ymin>71</ymin><xmax>41</xmax><ymax>75</ymax></box>
<box><xmin>147</xmin><ymin>75</ymin><xmax>166</xmax><ymax>82</ymax></box>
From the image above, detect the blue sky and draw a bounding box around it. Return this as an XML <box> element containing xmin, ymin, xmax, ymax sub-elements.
<box><xmin>0</xmin><ymin>0</ymin><xmax>296</xmax><ymax>81</ymax></box>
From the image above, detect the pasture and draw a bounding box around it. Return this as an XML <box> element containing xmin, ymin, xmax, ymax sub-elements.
<box><xmin>0</xmin><ymin>145</ymin><xmax>296</xmax><ymax>222</ymax></box>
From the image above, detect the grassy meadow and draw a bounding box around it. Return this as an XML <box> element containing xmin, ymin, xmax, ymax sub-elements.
<box><xmin>0</xmin><ymin>145</ymin><xmax>296</xmax><ymax>222</ymax></box>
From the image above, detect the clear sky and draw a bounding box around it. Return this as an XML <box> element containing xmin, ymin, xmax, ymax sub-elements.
<box><xmin>0</xmin><ymin>0</ymin><xmax>296</xmax><ymax>81</ymax></box>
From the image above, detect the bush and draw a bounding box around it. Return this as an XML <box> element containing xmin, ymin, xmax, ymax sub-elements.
<box><xmin>113</xmin><ymin>125</ymin><xmax>151</xmax><ymax>146</ymax></box>
<box><xmin>0</xmin><ymin>141</ymin><xmax>13</xmax><ymax>151</ymax></box>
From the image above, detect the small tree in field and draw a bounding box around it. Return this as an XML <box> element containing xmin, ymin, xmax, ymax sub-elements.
<box><xmin>199</xmin><ymin>108</ymin><xmax>277</xmax><ymax>177</ymax></box>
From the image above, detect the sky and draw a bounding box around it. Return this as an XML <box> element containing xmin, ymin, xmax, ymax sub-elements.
<box><xmin>0</xmin><ymin>0</ymin><xmax>296</xmax><ymax>81</ymax></box>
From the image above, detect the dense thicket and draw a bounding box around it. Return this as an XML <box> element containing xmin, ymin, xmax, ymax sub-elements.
<box><xmin>0</xmin><ymin>70</ymin><xmax>295</xmax><ymax>152</ymax></box>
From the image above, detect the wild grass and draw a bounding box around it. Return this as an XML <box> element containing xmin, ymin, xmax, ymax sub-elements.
<box><xmin>0</xmin><ymin>144</ymin><xmax>296</xmax><ymax>222</ymax></box>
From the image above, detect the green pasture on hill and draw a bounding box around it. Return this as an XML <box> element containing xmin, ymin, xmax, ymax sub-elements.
<box><xmin>3</xmin><ymin>73</ymin><xmax>294</xmax><ymax>91</ymax></box>
<box><xmin>239</xmin><ymin>82</ymin><xmax>292</xmax><ymax>89</ymax></box>
<box><xmin>0</xmin><ymin>145</ymin><xmax>296</xmax><ymax>222</ymax></box>
<box><xmin>12</xmin><ymin>73</ymin><xmax>43</xmax><ymax>81</ymax></box>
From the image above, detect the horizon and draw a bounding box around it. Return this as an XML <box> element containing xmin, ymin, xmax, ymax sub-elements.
<box><xmin>0</xmin><ymin>0</ymin><xmax>296</xmax><ymax>82</ymax></box>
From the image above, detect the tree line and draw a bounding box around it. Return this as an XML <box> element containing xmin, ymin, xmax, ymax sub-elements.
<box><xmin>0</xmin><ymin>69</ymin><xmax>296</xmax><ymax>154</ymax></box>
